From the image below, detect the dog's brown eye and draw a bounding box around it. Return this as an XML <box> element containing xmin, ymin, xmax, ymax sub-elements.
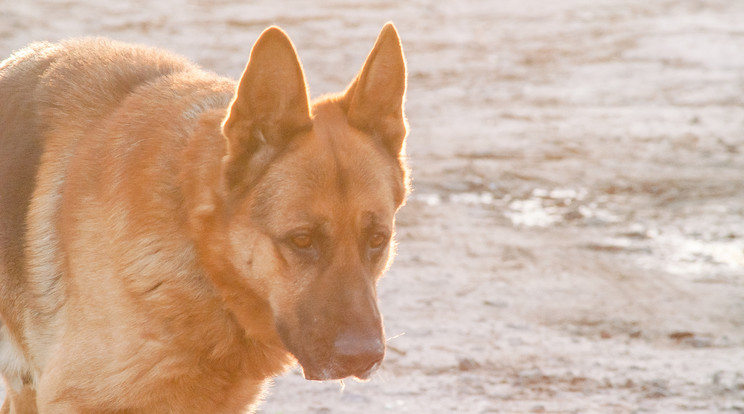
<box><xmin>291</xmin><ymin>234</ymin><xmax>313</xmax><ymax>249</ymax></box>
<box><xmin>369</xmin><ymin>233</ymin><xmax>387</xmax><ymax>249</ymax></box>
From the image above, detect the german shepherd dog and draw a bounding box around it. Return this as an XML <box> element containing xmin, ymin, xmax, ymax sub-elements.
<box><xmin>0</xmin><ymin>23</ymin><xmax>408</xmax><ymax>413</ymax></box>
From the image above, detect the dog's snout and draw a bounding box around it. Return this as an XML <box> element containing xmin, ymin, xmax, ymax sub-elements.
<box><xmin>333</xmin><ymin>331</ymin><xmax>385</xmax><ymax>379</ymax></box>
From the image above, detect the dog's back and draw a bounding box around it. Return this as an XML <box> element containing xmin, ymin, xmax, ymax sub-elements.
<box><xmin>0</xmin><ymin>38</ymin><xmax>194</xmax><ymax>313</ymax></box>
<box><xmin>0</xmin><ymin>38</ymin><xmax>199</xmax><ymax>330</ymax></box>
<box><xmin>0</xmin><ymin>38</ymin><xmax>227</xmax><ymax>410</ymax></box>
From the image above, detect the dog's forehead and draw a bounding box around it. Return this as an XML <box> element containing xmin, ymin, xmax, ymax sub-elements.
<box><xmin>288</xmin><ymin>102</ymin><xmax>397</xmax><ymax>189</ymax></box>
<box><xmin>252</xmin><ymin>103</ymin><xmax>401</xmax><ymax>227</ymax></box>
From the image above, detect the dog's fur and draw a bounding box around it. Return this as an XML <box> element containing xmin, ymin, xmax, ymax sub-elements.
<box><xmin>0</xmin><ymin>23</ymin><xmax>408</xmax><ymax>413</ymax></box>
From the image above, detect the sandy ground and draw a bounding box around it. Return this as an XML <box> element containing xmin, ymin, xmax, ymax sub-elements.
<box><xmin>2</xmin><ymin>0</ymin><xmax>744</xmax><ymax>412</ymax></box>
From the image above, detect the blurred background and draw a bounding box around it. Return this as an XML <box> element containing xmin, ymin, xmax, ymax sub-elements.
<box><xmin>1</xmin><ymin>0</ymin><xmax>743</xmax><ymax>412</ymax></box>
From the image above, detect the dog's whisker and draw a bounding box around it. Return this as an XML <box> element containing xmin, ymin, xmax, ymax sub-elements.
<box><xmin>386</xmin><ymin>332</ymin><xmax>406</xmax><ymax>342</ymax></box>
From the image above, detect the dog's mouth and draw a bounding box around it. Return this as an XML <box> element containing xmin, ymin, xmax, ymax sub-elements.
<box><xmin>300</xmin><ymin>348</ymin><xmax>384</xmax><ymax>381</ymax></box>
<box><xmin>300</xmin><ymin>350</ymin><xmax>382</xmax><ymax>381</ymax></box>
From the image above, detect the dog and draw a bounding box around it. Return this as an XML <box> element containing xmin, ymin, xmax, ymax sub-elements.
<box><xmin>0</xmin><ymin>22</ymin><xmax>408</xmax><ymax>413</ymax></box>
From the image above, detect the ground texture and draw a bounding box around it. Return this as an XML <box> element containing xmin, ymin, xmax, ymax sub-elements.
<box><xmin>2</xmin><ymin>0</ymin><xmax>743</xmax><ymax>412</ymax></box>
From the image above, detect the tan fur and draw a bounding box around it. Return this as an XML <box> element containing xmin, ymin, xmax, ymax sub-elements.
<box><xmin>0</xmin><ymin>24</ymin><xmax>408</xmax><ymax>413</ymax></box>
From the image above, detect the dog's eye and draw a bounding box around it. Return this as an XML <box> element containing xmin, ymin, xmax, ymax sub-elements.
<box><xmin>369</xmin><ymin>233</ymin><xmax>387</xmax><ymax>249</ymax></box>
<box><xmin>291</xmin><ymin>234</ymin><xmax>313</xmax><ymax>249</ymax></box>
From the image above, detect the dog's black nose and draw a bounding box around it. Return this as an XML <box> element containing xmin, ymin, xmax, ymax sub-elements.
<box><xmin>333</xmin><ymin>331</ymin><xmax>385</xmax><ymax>379</ymax></box>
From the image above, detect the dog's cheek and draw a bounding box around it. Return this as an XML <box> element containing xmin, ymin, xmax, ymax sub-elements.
<box><xmin>225</xmin><ymin>224</ymin><xmax>272</xmax><ymax>295</ymax></box>
<box><xmin>250</xmin><ymin>242</ymin><xmax>314</xmax><ymax>319</ymax></box>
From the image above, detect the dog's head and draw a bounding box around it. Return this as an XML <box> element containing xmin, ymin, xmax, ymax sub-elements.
<box><xmin>203</xmin><ymin>24</ymin><xmax>408</xmax><ymax>381</ymax></box>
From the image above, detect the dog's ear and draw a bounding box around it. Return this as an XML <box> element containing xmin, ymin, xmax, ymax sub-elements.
<box><xmin>344</xmin><ymin>22</ymin><xmax>408</xmax><ymax>157</ymax></box>
<box><xmin>222</xmin><ymin>26</ymin><xmax>311</xmax><ymax>157</ymax></box>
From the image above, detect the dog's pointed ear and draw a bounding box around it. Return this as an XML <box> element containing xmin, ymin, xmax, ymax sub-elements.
<box><xmin>222</xmin><ymin>26</ymin><xmax>312</xmax><ymax>156</ymax></box>
<box><xmin>344</xmin><ymin>22</ymin><xmax>408</xmax><ymax>156</ymax></box>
